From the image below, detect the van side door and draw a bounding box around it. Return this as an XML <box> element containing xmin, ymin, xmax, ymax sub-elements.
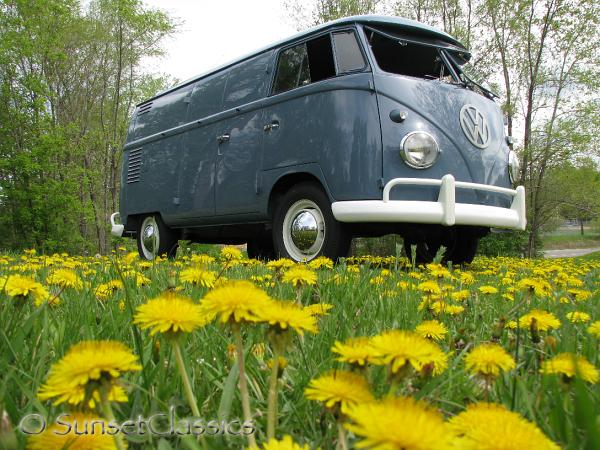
<box><xmin>215</xmin><ymin>51</ymin><xmax>273</xmax><ymax>215</ymax></box>
<box><xmin>176</xmin><ymin>71</ymin><xmax>228</xmax><ymax>221</ymax></box>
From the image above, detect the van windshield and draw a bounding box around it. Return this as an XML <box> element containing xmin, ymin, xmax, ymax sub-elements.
<box><xmin>365</xmin><ymin>28</ymin><xmax>456</xmax><ymax>83</ymax></box>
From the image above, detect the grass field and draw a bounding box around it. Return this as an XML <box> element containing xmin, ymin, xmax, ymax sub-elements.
<box><xmin>1</xmin><ymin>250</ymin><xmax>599</xmax><ymax>449</ymax></box>
<box><xmin>542</xmin><ymin>228</ymin><xmax>600</xmax><ymax>250</ymax></box>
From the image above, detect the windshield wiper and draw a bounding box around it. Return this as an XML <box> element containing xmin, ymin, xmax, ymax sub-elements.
<box><xmin>461</xmin><ymin>71</ymin><xmax>498</xmax><ymax>100</ymax></box>
<box><xmin>441</xmin><ymin>49</ymin><xmax>498</xmax><ymax>100</ymax></box>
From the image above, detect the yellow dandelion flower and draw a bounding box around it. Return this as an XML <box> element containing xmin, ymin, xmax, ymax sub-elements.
<box><xmin>344</xmin><ymin>396</ymin><xmax>454</xmax><ymax>450</ymax></box>
<box><xmin>221</xmin><ymin>246</ymin><xmax>243</xmax><ymax>260</ymax></box>
<box><xmin>254</xmin><ymin>299</ymin><xmax>318</xmax><ymax>335</ymax></box>
<box><xmin>5</xmin><ymin>275</ymin><xmax>48</xmax><ymax>302</ymax></box>
<box><xmin>448</xmin><ymin>403</ymin><xmax>559</xmax><ymax>450</ymax></box>
<box><xmin>370</xmin><ymin>275</ymin><xmax>385</xmax><ymax>285</ymax></box>
<box><xmin>179</xmin><ymin>267</ymin><xmax>217</xmax><ymax>288</ymax></box>
<box><xmin>190</xmin><ymin>254</ymin><xmax>215</xmax><ymax>265</ymax></box>
<box><xmin>421</xmin><ymin>300</ymin><xmax>464</xmax><ymax>316</ymax></box>
<box><xmin>541</xmin><ymin>353</ymin><xmax>599</xmax><ymax>383</ymax></box>
<box><xmin>568</xmin><ymin>289</ymin><xmax>592</xmax><ymax>302</ymax></box>
<box><xmin>282</xmin><ymin>265</ymin><xmax>317</xmax><ymax>287</ymax></box>
<box><xmin>370</xmin><ymin>330</ymin><xmax>448</xmax><ymax>375</ymax></box>
<box><xmin>332</xmin><ymin>336</ymin><xmax>379</xmax><ymax>366</ymax></box>
<box><xmin>248</xmin><ymin>435</ymin><xmax>308</xmax><ymax>450</ymax></box>
<box><xmin>346</xmin><ymin>265</ymin><xmax>360</xmax><ymax>273</ymax></box>
<box><xmin>38</xmin><ymin>340</ymin><xmax>141</xmax><ymax>406</ymax></box>
<box><xmin>451</xmin><ymin>289</ymin><xmax>470</xmax><ymax>302</ymax></box>
<box><xmin>46</xmin><ymin>269</ymin><xmax>82</xmax><ymax>290</ymax></box>
<box><xmin>566</xmin><ymin>311</ymin><xmax>590</xmax><ymax>323</ymax></box>
<box><xmin>516</xmin><ymin>278</ymin><xmax>552</xmax><ymax>297</ymax></box>
<box><xmin>417</xmin><ymin>280</ymin><xmax>441</xmax><ymax>295</ymax></box>
<box><xmin>465</xmin><ymin>343</ymin><xmax>515</xmax><ymax>378</ymax></box>
<box><xmin>27</xmin><ymin>413</ymin><xmax>117</xmax><ymax>450</ymax></box>
<box><xmin>460</xmin><ymin>272</ymin><xmax>475</xmax><ymax>285</ymax></box>
<box><xmin>122</xmin><ymin>251</ymin><xmax>139</xmax><ymax>265</ymax></box>
<box><xmin>198</xmin><ymin>280</ymin><xmax>272</xmax><ymax>324</ymax></box>
<box><xmin>308</xmin><ymin>256</ymin><xmax>334</xmax><ymax>270</ymax></box>
<box><xmin>304</xmin><ymin>303</ymin><xmax>333</xmax><ymax>316</ymax></box>
<box><xmin>397</xmin><ymin>280</ymin><xmax>413</xmax><ymax>290</ymax></box>
<box><xmin>415</xmin><ymin>320</ymin><xmax>448</xmax><ymax>341</ymax></box>
<box><xmin>513</xmin><ymin>309</ymin><xmax>561</xmax><ymax>331</ymax></box>
<box><xmin>134</xmin><ymin>292</ymin><xmax>208</xmax><ymax>336</ymax></box>
<box><xmin>587</xmin><ymin>321</ymin><xmax>600</xmax><ymax>337</ymax></box>
<box><xmin>478</xmin><ymin>286</ymin><xmax>498</xmax><ymax>295</ymax></box>
<box><xmin>304</xmin><ymin>370</ymin><xmax>374</xmax><ymax>414</ymax></box>
<box><xmin>266</xmin><ymin>258</ymin><xmax>296</xmax><ymax>271</ymax></box>
<box><xmin>95</xmin><ymin>280</ymin><xmax>123</xmax><ymax>300</ymax></box>
<box><xmin>267</xmin><ymin>356</ymin><xmax>288</xmax><ymax>370</ymax></box>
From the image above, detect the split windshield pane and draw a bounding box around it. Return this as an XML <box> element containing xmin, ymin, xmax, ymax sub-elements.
<box><xmin>366</xmin><ymin>29</ymin><xmax>453</xmax><ymax>82</ymax></box>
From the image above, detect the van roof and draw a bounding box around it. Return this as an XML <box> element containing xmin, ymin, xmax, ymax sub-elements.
<box><xmin>139</xmin><ymin>15</ymin><xmax>469</xmax><ymax>106</ymax></box>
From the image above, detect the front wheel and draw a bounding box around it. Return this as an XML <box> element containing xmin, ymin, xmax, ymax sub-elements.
<box><xmin>404</xmin><ymin>229</ymin><xmax>479</xmax><ymax>265</ymax></box>
<box><xmin>136</xmin><ymin>214</ymin><xmax>179</xmax><ymax>260</ymax></box>
<box><xmin>272</xmin><ymin>182</ymin><xmax>350</xmax><ymax>262</ymax></box>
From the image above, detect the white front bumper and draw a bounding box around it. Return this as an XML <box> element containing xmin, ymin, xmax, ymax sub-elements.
<box><xmin>331</xmin><ymin>175</ymin><xmax>526</xmax><ymax>230</ymax></box>
<box><xmin>110</xmin><ymin>212</ymin><xmax>125</xmax><ymax>237</ymax></box>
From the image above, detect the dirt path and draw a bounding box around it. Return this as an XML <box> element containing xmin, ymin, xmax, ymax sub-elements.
<box><xmin>542</xmin><ymin>247</ymin><xmax>600</xmax><ymax>258</ymax></box>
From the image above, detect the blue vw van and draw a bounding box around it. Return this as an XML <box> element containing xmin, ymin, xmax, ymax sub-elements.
<box><xmin>111</xmin><ymin>15</ymin><xmax>525</xmax><ymax>263</ymax></box>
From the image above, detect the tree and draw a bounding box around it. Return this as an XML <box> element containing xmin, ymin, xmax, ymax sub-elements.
<box><xmin>546</xmin><ymin>159</ymin><xmax>600</xmax><ymax>235</ymax></box>
<box><xmin>0</xmin><ymin>0</ymin><xmax>175</xmax><ymax>253</ymax></box>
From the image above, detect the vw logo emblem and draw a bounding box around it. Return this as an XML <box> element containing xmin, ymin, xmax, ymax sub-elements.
<box><xmin>460</xmin><ymin>104</ymin><xmax>490</xmax><ymax>149</ymax></box>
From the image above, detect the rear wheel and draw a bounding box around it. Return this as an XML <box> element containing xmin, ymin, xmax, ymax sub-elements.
<box><xmin>136</xmin><ymin>214</ymin><xmax>178</xmax><ymax>260</ymax></box>
<box><xmin>272</xmin><ymin>182</ymin><xmax>350</xmax><ymax>262</ymax></box>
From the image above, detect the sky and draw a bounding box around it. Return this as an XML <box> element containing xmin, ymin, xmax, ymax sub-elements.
<box><xmin>142</xmin><ymin>0</ymin><xmax>301</xmax><ymax>84</ymax></box>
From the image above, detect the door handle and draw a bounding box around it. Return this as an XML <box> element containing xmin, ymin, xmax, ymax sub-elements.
<box><xmin>263</xmin><ymin>121</ymin><xmax>280</xmax><ymax>132</ymax></box>
<box><xmin>216</xmin><ymin>133</ymin><xmax>230</xmax><ymax>144</ymax></box>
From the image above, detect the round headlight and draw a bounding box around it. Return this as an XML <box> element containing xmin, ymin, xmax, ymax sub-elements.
<box><xmin>508</xmin><ymin>150</ymin><xmax>520</xmax><ymax>184</ymax></box>
<box><xmin>400</xmin><ymin>132</ymin><xmax>440</xmax><ymax>169</ymax></box>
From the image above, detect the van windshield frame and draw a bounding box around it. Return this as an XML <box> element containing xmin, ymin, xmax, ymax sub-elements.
<box><xmin>365</xmin><ymin>26</ymin><xmax>497</xmax><ymax>100</ymax></box>
<box><xmin>364</xmin><ymin>26</ymin><xmax>461</xmax><ymax>83</ymax></box>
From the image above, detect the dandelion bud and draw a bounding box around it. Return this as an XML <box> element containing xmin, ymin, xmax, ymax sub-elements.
<box><xmin>529</xmin><ymin>317</ymin><xmax>541</xmax><ymax>344</ymax></box>
<box><xmin>491</xmin><ymin>317</ymin><xmax>506</xmax><ymax>342</ymax></box>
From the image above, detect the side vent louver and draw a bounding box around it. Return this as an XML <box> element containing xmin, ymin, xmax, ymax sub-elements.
<box><xmin>137</xmin><ymin>102</ymin><xmax>153</xmax><ymax>116</ymax></box>
<box><xmin>127</xmin><ymin>148</ymin><xmax>142</xmax><ymax>184</ymax></box>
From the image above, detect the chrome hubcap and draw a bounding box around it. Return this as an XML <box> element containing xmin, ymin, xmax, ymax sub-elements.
<box><xmin>282</xmin><ymin>200</ymin><xmax>325</xmax><ymax>261</ymax></box>
<box><xmin>140</xmin><ymin>217</ymin><xmax>159</xmax><ymax>260</ymax></box>
<box><xmin>291</xmin><ymin>211</ymin><xmax>319</xmax><ymax>252</ymax></box>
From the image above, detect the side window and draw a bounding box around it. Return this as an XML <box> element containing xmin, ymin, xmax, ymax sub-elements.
<box><xmin>272</xmin><ymin>34</ymin><xmax>336</xmax><ymax>95</ymax></box>
<box><xmin>332</xmin><ymin>30</ymin><xmax>366</xmax><ymax>73</ymax></box>
<box><xmin>273</xmin><ymin>44</ymin><xmax>310</xmax><ymax>94</ymax></box>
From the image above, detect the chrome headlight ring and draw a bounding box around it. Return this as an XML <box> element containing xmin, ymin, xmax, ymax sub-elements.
<box><xmin>400</xmin><ymin>131</ymin><xmax>441</xmax><ymax>169</ymax></box>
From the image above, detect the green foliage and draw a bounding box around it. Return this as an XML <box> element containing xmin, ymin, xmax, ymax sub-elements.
<box><xmin>350</xmin><ymin>235</ymin><xmax>403</xmax><ymax>257</ymax></box>
<box><xmin>0</xmin><ymin>0</ymin><xmax>175</xmax><ymax>254</ymax></box>
<box><xmin>478</xmin><ymin>230</ymin><xmax>529</xmax><ymax>257</ymax></box>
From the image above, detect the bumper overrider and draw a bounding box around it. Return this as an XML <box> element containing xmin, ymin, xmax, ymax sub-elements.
<box><xmin>110</xmin><ymin>212</ymin><xmax>125</xmax><ymax>237</ymax></box>
<box><xmin>331</xmin><ymin>174</ymin><xmax>526</xmax><ymax>230</ymax></box>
